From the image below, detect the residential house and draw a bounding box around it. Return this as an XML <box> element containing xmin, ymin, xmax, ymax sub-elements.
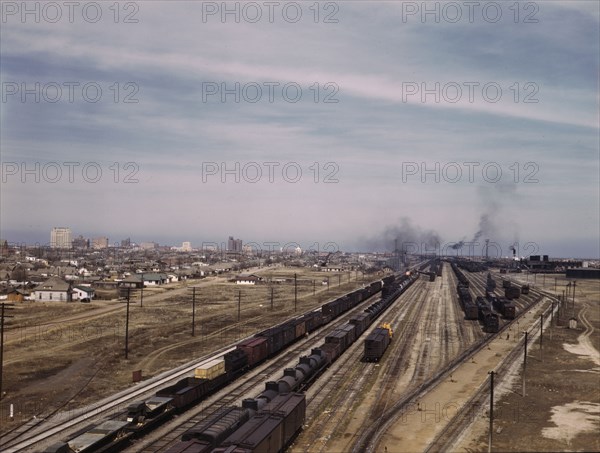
<box><xmin>33</xmin><ymin>277</ymin><xmax>73</xmax><ymax>302</ymax></box>
<box><xmin>72</xmin><ymin>285</ymin><xmax>95</xmax><ymax>301</ymax></box>
<box><xmin>235</xmin><ymin>273</ymin><xmax>263</xmax><ymax>285</ymax></box>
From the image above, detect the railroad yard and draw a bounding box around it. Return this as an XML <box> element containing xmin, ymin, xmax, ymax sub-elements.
<box><xmin>0</xmin><ymin>261</ymin><xmax>598</xmax><ymax>453</ymax></box>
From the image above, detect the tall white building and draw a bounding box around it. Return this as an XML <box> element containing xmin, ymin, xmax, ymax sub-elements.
<box><xmin>50</xmin><ymin>227</ymin><xmax>72</xmax><ymax>249</ymax></box>
<box><xmin>182</xmin><ymin>241</ymin><xmax>192</xmax><ymax>252</ymax></box>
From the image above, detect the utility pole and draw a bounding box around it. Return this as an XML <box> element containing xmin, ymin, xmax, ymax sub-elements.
<box><xmin>294</xmin><ymin>273</ymin><xmax>297</xmax><ymax>312</ymax></box>
<box><xmin>554</xmin><ymin>277</ymin><xmax>557</xmax><ymax>292</ymax></box>
<box><xmin>488</xmin><ymin>370</ymin><xmax>495</xmax><ymax>453</ymax></box>
<box><xmin>540</xmin><ymin>314</ymin><xmax>543</xmax><ymax>362</ymax></box>
<box><xmin>522</xmin><ymin>331</ymin><xmax>528</xmax><ymax>396</ymax></box>
<box><xmin>238</xmin><ymin>290</ymin><xmax>241</xmax><ymax>322</ymax></box>
<box><xmin>192</xmin><ymin>287</ymin><xmax>196</xmax><ymax>337</ymax></box>
<box><xmin>140</xmin><ymin>272</ymin><xmax>144</xmax><ymax>308</ymax></box>
<box><xmin>125</xmin><ymin>289</ymin><xmax>131</xmax><ymax>359</ymax></box>
<box><xmin>572</xmin><ymin>281</ymin><xmax>577</xmax><ymax>316</ymax></box>
<box><xmin>337</xmin><ymin>274</ymin><xmax>341</xmax><ymax>287</ymax></box>
<box><xmin>312</xmin><ymin>280</ymin><xmax>315</xmax><ymax>295</ymax></box>
<box><xmin>270</xmin><ymin>286</ymin><xmax>274</xmax><ymax>310</ymax></box>
<box><xmin>0</xmin><ymin>303</ymin><xmax>15</xmax><ymax>401</ymax></box>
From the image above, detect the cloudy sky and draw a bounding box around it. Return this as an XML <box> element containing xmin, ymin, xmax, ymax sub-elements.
<box><xmin>1</xmin><ymin>1</ymin><xmax>598</xmax><ymax>258</ymax></box>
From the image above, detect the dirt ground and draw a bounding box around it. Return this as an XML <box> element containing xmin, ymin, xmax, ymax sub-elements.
<box><xmin>0</xmin><ymin>266</ymin><xmax>373</xmax><ymax>435</ymax></box>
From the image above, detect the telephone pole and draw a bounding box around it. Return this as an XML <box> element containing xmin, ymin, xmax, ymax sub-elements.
<box><xmin>125</xmin><ymin>289</ymin><xmax>131</xmax><ymax>359</ymax></box>
<box><xmin>522</xmin><ymin>331</ymin><xmax>528</xmax><ymax>396</ymax></box>
<box><xmin>192</xmin><ymin>287</ymin><xmax>196</xmax><ymax>337</ymax></box>
<box><xmin>1</xmin><ymin>303</ymin><xmax>15</xmax><ymax>401</ymax></box>
<box><xmin>488</xmin><ymin>371</ymin><xmax>495</xmax><ymax>453</ymax></box>
<box><xmin>238</xmin><ymin>290</ymin><xmax>241</xmax><ymax>322</ymax></box>
<box><xmin>294</xmin><ymin>273</ymin><xmax>297</xmax><ymax>312</ymax></box>
<box><xmin>270</xmin><ymin>286</ymin><xmax>274</xmax><ymax>310</ymax></box>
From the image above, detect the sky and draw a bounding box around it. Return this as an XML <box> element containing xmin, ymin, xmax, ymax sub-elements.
<box><xmin>1</xmin><ymin>1</ymin><xmax>599</xmax><ymax>258</ymax></box>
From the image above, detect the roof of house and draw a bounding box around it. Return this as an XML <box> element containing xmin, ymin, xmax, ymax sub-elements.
<box><xmin>35</xmin><ymin>277</ymin><xmax>71</xmax><ymax>292</ymax></box>
<box><xmin>73</xmin><ymin>286</ymin><xmax>95</xmax><ymax>293</ymax></box>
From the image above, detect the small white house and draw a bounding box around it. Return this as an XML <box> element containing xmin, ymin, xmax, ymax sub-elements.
<box><xmin>235</xmin><ymin>273</ymin><xmax>262</xmax><ymax>285</ymax></box>
<box><xmin>72</xmin><ymin>285</ymin><xmax>95</xmax><ymax>302</ymax></box>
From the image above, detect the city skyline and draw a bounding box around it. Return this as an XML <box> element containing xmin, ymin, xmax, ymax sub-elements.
<box><xmin>0</xmin><ymin>225</ymin><xmax>595</xmax><ymax>260</ymax></box>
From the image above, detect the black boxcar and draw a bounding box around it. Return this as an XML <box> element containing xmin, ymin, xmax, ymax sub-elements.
<box><xmin>505</xmin><ymin>286</ymin><xmax>521</xmax><ymax>300</ymax></box>
<box><xmin>364</xmin><ymin>327</ymin><xmax>390</xmax><ymax>362</ymax></box>
<box><xmin>224</xmin><ymin>349</ymin><xmax>249</xmax><ymax>374</ymax></box>
<box><xmin>165</xmin><ymin>439</ymin><xmax>213</xmax><ymax>453</ymax></box>
<box><xmin>349</xmin><ymin>313</ymin><xmax>370</xmax><ymax>336</ymax></box>
<box><xmin>217</xmin><ymin>394</ymin><xmax>305</xmax><ymax>453</ymax></box>
<box><xmin>182</xmin><ymin>406</ymin><xmax>250</xmax><ymax>446</ymax></box>
<box><xmin>156</xmin><ymin>378</ymin><xmax>209</xmax><ymax>410</ymax></box>
<box><xmin>319</xmin><ymin>342</ymin><xmax>341</xmax><ymax>364</ymax></box>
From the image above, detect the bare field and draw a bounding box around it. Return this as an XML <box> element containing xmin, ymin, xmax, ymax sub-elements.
<box><xmin>0</xmin><ymin>267</ymin><xmax>374</xmax><ymax>435</ymax></box>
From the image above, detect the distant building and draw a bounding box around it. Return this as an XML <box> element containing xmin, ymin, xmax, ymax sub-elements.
<box><xmin>72</xmin><ymin>235</ymin><xmax>90</xmax><ymax>249</ymax></box>
<box><xmin>92</xmin><ymin>237</ymin><xmax>109</xmax><ymax>249</ymax></box>
<box><xmin>121</xmin><ymin>237</ymin><xmax>131</xmax><ymax>247</ymax></box>
<box><xmin>140</xmin><ymin>242</ymin><xmax>158</xmax><ymax>250</ymax></box>
<box><xmin>182</xmin><ymin>241</ymin><xmax>192</xmax><ymax>252</ymax></box>
<box><xmin>227</xmin><ymin>236</ymin><xmax>243</xmax><ymax>253</ymax></box>
<box><xmin>50</xmin><ymin>227</ymin><xmax>72</xmax><ymax>249</ymax></box>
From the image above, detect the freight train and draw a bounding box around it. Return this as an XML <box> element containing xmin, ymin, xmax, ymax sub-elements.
<box><xmin>44</xmin><ymin>273</ymin><xmax>415</xmax><ymax>453</ymax></box>
<box><xmin>451</xmin><ymin>263</ymin><xmax>478</xmax><ymax>320</ymax></box>
<box><xmin>475</xmin><ymin>296</ymin><xmax>500</xmax><ymax>333</ymax></box>
<box><xmin>486</xmin><ymin>273</ymin><xmax>496</xmax><ymax>291</ymax></box>
<box><xmin>163</xmin><ymin>272</ymin><xmax>418</xmax><ymax>453</ymax></box>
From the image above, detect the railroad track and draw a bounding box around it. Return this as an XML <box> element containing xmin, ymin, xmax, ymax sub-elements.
<box><xmin>124</xmin><ymin>289</ymin><xmax>387</xmax><ymax>452</ymax></box>
<box><xmin>2</xmin><ymin>281</ymin><xmax>375</xmax><ymax>452</ymax></box>
<box><xmin>424</xmin><ymin>296</ymin><xmax>558</xmax><ymax>452</ymax></box>
<box><xmin>351</xmin><ymin>278</ymin><xmax>550</xmax><ymax>452</ymax></box>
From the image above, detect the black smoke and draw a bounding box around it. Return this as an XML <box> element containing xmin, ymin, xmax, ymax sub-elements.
<box><xmin>356</xmin><ymin>218</ymin><xmax>441</xmax><ymax>253</ymax></box>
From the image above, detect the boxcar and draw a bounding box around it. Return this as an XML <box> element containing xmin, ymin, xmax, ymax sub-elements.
<box><xmin>181</xmin><ymin>406</ymin><xmax>250</xmax><ymax>447</ymax></box>
<box><xmin>156</xmin><ymin>378</ymin><xmax>208</xmax><ymax>410</ymax></box>
<box><xmin>165</xmin><ymin>439</ymin><xmax>213</xmax><ymax>453</ymax></box>
<box><xmin>319</xmin><ymin>342</ymin><xmax>341</xmax><ymax>364</ymax></box>
<box><xmin>236</xmin><ymin>337</ymin><xmax>269</xmax><ymax>367</ymax></box>
<box><xmin>224</xmin><ymin>349</ymin><xmax>248</xmax><ymax>374</ymax></box>
<box><xmin>217</xmin><ymin>394</ymin><xmax>305</xmax><ymax>453</ymax></box>
<box><xmin>364</xmin><ymin>327</ymin><xmax>390</xmax><ymax>362</ymax></box>
<box><xmin>505</xmin><ymin>286</ymin><xmax>521</xmax><ymax>300</ymax></box>
<box><xmin>349</xmin><ymin>313</ymin><xmax>370</xmax><ymax>336</ymax></box>
<box><xmin>294</xmin><ymin>318</ymin><xmax>306</xmax><ymax>339</ymax></box>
